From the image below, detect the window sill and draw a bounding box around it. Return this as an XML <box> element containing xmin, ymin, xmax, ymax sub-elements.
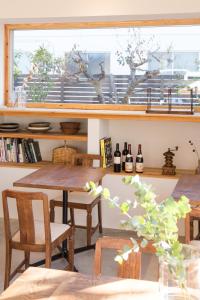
<box><xmin>1</xmin><ymin>106</ymin><xmax>200</xmax><ymax>122</ymax></box>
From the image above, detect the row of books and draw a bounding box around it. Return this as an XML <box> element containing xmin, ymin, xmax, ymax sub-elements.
<box><xmin>99</xmin><ymin>137</ymin><xmax>112</xmax><ymax>168</ymax></box>
<box><xmin>0</xmin><ymin>138</ymin><xmax>42</xmax><ymax>163</ymax></box>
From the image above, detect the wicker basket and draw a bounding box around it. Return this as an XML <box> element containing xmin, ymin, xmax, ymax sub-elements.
<box><xmin>52</xmin><ymin>145</ymin><xmax>77</xmax><ymax>165</ymax></box>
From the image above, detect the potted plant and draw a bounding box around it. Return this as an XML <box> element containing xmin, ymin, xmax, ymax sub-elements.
<box><xmin>86</xmin><ymin>175</ymin><xmax>200</xmax><ymax>299</ymax></box>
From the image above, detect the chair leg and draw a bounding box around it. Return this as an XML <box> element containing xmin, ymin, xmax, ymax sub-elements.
<box><xmin>86</xmin><ymin>209</ymin><xmax>92</xmax><ymax>246</ymax></box>
<box><xmin>190</xmin><ymin>218</ymin><xmax>194</xmax><ymax>241</ymax></box>
<box><xmin>67</xmin><ymin>233</ymin><xmax>74</xmax><ymax>271</ymax></box>
<box><xmin>98</xmin><ymin>201</ymin><xmax>103</xmax><ymax>234</ymax></box>
<box><xmin>70</xmin><ymin>208</ymin><xmax>75</xmax><ymax>226</ymax></box>
<box><xmin>24</xmin><ymin>251</ymin><xmax>30</xmax><ymax>269</ymax></box>
<box><xmin>45</xmin><ymin>246</ymin><xmax>52</xmax><ymax>268</ymax></box>
<box><xmin>4</xmin><ymin>246</ymin><xmax>12</xmax><ymax>290</ymax></box>
<box><xmin>50</xmin><ymin>200</ymin><xmax>55</xmax><ymax>223</ymax></box>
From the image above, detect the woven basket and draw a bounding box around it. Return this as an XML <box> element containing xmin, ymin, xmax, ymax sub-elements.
<box><xmin>52</xmin><ymin>145</ymin><xmax>77</xmax><ymax>165</ymax></box>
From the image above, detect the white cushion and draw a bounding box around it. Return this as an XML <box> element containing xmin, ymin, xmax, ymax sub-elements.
<box><xmin>12</xmin><ymin>220</ymin><xmax>70</xmax><ymax>244</ymax></box>
<box><xmin>68</xmin><ymin>192</ymin><xmax>98</xmax><ymax>204</ymax></box>
<box><xmin>54</xmin><ymin>192</ymin><xmax>98</xmax><ymax>205</ymax></box>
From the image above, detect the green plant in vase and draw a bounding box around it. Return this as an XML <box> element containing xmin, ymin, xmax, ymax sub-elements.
<box><xmin>86</xmin><ymin>175</ymin><xmax>200</xmax><ymax>299</ymax></box>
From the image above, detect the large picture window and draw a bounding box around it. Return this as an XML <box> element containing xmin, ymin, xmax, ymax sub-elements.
<box><xmin>4</xmin><ymin>20</ymin><xmax>200</xmax><ymax>110</ymax></box>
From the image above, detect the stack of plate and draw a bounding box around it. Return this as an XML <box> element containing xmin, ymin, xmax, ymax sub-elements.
<box><xmin>27</xmin><ymin>122</ymin><xmax>51</xmax><ymax>133</ymax></box>
<box><xmin>0</xmin><ymin>123</ymin><xmax>20</xmax><ymax>132</ymax></box>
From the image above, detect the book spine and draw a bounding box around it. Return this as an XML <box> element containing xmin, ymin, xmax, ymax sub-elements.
<box><xmin>18</xmin><ymin>141</ymin><xmax>24</xmax><ymax>163</ymax></box>
<box><xmin>30</xmin><ymin>142</ymin><xmax>37</xmax><ymax>162</ymax></box>
<box><xmin>23</xmin><ymin>140</ymin><xmax>33</xmax><ymax>163</ymax></box>
<box><xmin>100</xmin><ymin>138</ymin><xmax>106</xmax><ymax>168</ymax></box>
<box><xmin>6</xmin><ymin>138</ymin><xmax>12</xmax><ymax>162</ymax></box>
<box><xmin>21</xmin><ymin>140</ymin><xmax>29</xmax><ymax>163</ymax></box>
<box><xmin>33</xmin><ymin>141</ymin><xmax>42</xmax><ymax>162</ymax></box>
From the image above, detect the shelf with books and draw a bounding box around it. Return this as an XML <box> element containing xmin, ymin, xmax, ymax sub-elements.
<box><xmin>0</xmin><ymin>130</ymin><xmax>87</xmax><ymax>141</ymax></box>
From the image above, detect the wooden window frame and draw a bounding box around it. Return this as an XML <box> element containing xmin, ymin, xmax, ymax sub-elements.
<box><xmin>4</xmin><ymin>18</ymin><xmax>200</xmax><ymax>111</ymax></box>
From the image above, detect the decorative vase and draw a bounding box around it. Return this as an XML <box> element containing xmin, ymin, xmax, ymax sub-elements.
<box><xmin>159</xmin><ymin>244</ymin><xmax>200</xmax><ymax>299</ymax></box>
<box><xmin>195</xmin><ymin>160</ymin><xmax>200</xmax><ymax>175</ymax></box>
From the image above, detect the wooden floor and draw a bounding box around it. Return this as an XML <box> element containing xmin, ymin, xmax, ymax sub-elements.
<box><xmin>0</xmin><ymin>219</ymin><xmax>159</xmax><ymax>292</ymax></box>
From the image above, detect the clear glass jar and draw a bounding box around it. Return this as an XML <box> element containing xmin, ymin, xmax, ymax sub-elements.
<box><xmin>14</xmin><ymin>86</ymin><xmax>27</xmax><ymax>108</ymax></box>
<box><xmin>159</xmin><ymin>244</ymin><xmax>200</xmax><ymax>300</ymax></box>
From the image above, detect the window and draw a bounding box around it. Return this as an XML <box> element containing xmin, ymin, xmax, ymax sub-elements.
<box><xmin>4</xmin><ymin>20</ymin><xmax>200</xmax><ymax>110</ymax></box>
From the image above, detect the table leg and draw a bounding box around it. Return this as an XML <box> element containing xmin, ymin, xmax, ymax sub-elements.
<box><xmin>62</xmin><ymin>190</ymin><xmax>68</xmax><ymax>255</ymax></box>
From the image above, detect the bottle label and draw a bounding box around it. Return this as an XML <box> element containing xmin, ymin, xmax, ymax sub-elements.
<box><xmin>136</xmin><ymin>163</ymin><xmax>144</xmax><ymax>172</ymax></box>
<box><xmin>122</xmin><ymin>155</ymin><xmax>126</xmax><ymax>163</ymax></box>
<box><xmin>125</xmin><ymin>162</ymin><xmax>133</xmax><ymax>172</ymax></box>
<box><xmin>114</xmin><ymin>157</ymin><xmax>121</xmax><ymax>164</ymax></box>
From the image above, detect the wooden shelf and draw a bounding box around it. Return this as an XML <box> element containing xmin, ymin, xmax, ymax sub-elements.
<box><xmin>0</xmin><ymin>161</ymin><xmax>52</xmax><ymax>168</ymax></box>
<box><xmin>0</xmin><ymin>162</ymin><xmax>195</xmax><ymax>178</ymax></box>
<box><xmin>105</xmin><ymin>167</ymin><xmax>195</xmax><ymax>179</ymax></box>
<box><xmin>0</xmin><ymin>130</ymin><xmax>87</xmax><ymax>141</ymax></box>
<box><xmin>1</xmin><ymin>107</ymin><xmax>200</xmax><ymax>122</ymax></box>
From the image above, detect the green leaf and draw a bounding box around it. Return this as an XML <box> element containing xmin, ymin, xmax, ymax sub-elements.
<box><xmin>102</xmin><ymin>188</ymin><xmax>110</xmax><ymax>200</ymax></box>
<box><xmin>120</xmin><ymin>202</ymin><xmax>130</xmax><ymax>214</ymax></box>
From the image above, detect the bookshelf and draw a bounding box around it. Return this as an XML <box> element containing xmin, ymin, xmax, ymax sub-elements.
<box><xmin>0</xmin><ymin>130</ymin><xmax>88</xmax><ymax>167</ymax></box>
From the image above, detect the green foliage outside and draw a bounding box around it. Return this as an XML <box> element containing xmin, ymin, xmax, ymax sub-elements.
<box><xmin>86</xmin><ymin>175</ymin><xmax>191</xmax><ymax>287</ymax></box>
<box><xmin>27</xmin><ymin>46</ymin><xmax>54</xmax><ymax>102</ymax></box>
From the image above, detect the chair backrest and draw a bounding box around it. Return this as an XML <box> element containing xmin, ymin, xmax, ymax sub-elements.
<box><xmin>94</xmin><ymin>236</ymin><xmax>141</xmax><ymax>279</ymax></box>
<box><xmin>72</xmin><ymin>153</ymin><xmax>102</xmax><ymax>168</ymax></box>
<box><xmin>2</xmin><ymin>189</ymin><xmax>51</xmax><ymax>246</ymax></box>
<box><xmin>185</xmin><ymin>200</ymin><xmax>200</xmax><ymax>243</ymax></box>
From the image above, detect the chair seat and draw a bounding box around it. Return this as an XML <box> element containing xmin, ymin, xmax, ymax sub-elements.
<box><xmin>12</xmin><ymin>221</ymin><xmax>70</xmax><ymax>245</ymax></box>
<box><xmin>54</xmin><ymin>192</ymin><xmax>98</xmax><ymax>205</ymax></box>
<box><xmin>69</xmin><ymin>192</ymin><xmax>98</xmax><ymax>204</ymax></box>
<box><xmin>190</xmin><ymin>240</ymin><xmax>200</xmax><ymax>248</ymax></box>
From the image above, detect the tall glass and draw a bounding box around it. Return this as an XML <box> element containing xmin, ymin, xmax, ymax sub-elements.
<box><xmin>159</xmin><ymin>244</ymin><xmax>200</xmax><ymax>300</ymax></box>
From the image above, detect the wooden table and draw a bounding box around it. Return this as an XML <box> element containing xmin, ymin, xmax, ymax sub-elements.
<box><xmin>0</xmin><ymin>267</ymin><xmax>160</xmax><ymax>300</ymax></box>
<box><xmin>172</xmin><ymin>174</ymin><xmax>200</xmax><ymax>202</ymax></box>
<box><xmin>172</xmin><ymin>174</ymin><xmax>200</xmax><ymax>240</ymax></box>
<box><xmin>13</xmin><ymin>164</ymin><xmax>105</xmax><ymax>262</ymax></box>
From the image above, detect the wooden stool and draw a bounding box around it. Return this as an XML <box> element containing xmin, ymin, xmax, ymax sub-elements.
<box><xmin>2</xmin><ymin>189</ymin><xmax>74</xmax><ymax>290</ymax></box>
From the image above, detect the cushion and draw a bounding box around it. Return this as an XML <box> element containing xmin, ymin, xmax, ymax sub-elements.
<box><xmin>54</xmin><ymin>192</ymin><xmax>98</xmax><ymax>205</ymax></box>
<box><xmin>12</xmin><ymin>220</ymin><xmax>70</xmax><ymax>244</ymax></box>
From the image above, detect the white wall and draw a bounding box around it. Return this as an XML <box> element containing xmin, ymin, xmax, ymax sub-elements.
<box><xmin>0</xmin><ymin>0</ymin><xmax>200</xmax><ymax>20</ymax></box>
<box><xmin>109</xmin><ymin>119</ymin><xmax>200</xmax><ymax>170</ymax></box>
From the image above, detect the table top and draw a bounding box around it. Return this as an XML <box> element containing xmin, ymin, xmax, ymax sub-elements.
<box><xmin>0</xmin><ymin>267</ymin><xmax>159</xmax><ymax>300</ymax></box>
<box><xmin>13</xmin><ymin>164</ymin><xmax>105</xmax><ymax>191</ymax></box>
<box><xmin>172</xmin><ymin>174</ymin><xmax>200</xmax><ymax>202</ymax></box>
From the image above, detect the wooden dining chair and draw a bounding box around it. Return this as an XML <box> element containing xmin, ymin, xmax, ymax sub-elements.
<box><xmin>2</xmin><ymin>189</ymin><xmax>74</xmax><ymax>290</ymax></box>
<box><xmin>94</xmin><ymin>236</ymin><xmax>141</xmax><ymax>279</ymax></box>
<box><xmin>50</xmin><ymin>153</ymin><xmax>103</xmax><ymax>246</ymax></box>
<box><xmin>185</xmin><ymin>200</ymin><xmax>200</xmax><ymax>244</ymax></box>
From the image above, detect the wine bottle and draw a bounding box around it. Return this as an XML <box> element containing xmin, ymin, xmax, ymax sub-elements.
<box><xmin>125</xmin><ymin>144</ymin><xmax>133</xmax><ymax>173</ymax></box>
<box><xmin>113</xmin><ymin>143</ymin><xmax>121</xmax><ymax>172</ymax></box>
<box><xmin>122</xmin><ymin>142</ymin><xmax>128</xmax><ymax>171</ymax></box>
<box><xmin>135</xmin><ymin>144</ymin><xmax>144</xmax><ymax>173</ymax></box>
